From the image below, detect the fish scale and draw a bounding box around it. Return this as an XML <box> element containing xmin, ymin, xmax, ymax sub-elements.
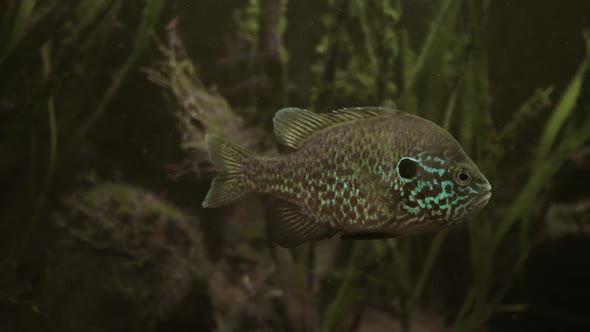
<box><xmin>202</xmin><ymin>107</ymin><xmax>492</xmax><ymax>248</ymax></box>
<box><xmin>251</xmin><ymin>122</ymin><xmax>394</xmax><ymax>229</ymax></box>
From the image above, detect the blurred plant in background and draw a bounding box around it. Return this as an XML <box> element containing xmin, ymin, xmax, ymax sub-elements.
<box><xmin>0</xmin><ymin>0</ymin><xmax>170</xmax><ymax>329</ymax></box>
<box><xmin>0</xmin><ymin>0</ymin><xmax>164</xmax><ymax>251</ymax></box>
<box><xmin>1</xmin><ymin>0</ymin><xmax>589</xmax><ymax>331</ymax></box>
<box><xmin>306</xmin><ymin>1</ymin><xmax>590</xmax><ymax>331</ymax></box>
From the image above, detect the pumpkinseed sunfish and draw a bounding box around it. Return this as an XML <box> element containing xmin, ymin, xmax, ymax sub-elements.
<box><xmin>202</xmin><ymin>107</ymin><xmax>492</xmax><ymax>248</ymax></box>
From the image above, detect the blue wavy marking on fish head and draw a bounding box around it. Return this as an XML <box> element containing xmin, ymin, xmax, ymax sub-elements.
<box><xmin>395</xmin><ymin>152</ymin><xmax>492</xmax><ymax>224</ymax></box>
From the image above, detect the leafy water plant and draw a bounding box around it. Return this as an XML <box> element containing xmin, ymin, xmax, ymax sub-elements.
<box><xmin>301</xmin><ymin>1</ymin><xmax>590</xmax><ymax>331</ymax></box>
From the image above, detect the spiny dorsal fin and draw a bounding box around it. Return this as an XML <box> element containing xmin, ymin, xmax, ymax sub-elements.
<box><xmin>273</xmin><ymin>107</ymin><xmax>400</xmax><ymax>149</ymax></box>
<box><xmin>267</xmin><ymin>199</ymin><xmax>337</xmax><ymax>248</ymax></box>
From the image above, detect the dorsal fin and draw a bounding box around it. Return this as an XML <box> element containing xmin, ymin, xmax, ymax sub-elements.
<box><xmin>273</xmin><ymin>107</ymin><xmax>400</xmax><ymax>149</ymax></box>
<box><xmin>267</xmin><ymin>199</ymin><xmax>337</xmax><ymax>248</ymax></box>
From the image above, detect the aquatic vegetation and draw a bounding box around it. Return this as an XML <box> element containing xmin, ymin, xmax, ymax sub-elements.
<box><xmin>1</xmin><ymin>0</ymin><xmax>589</xmax><ymax>331</ymax></box>
<box><xmin>78</xmin><ymin>0</ymin><xmax>165</xmax><ymax>138</ymax></box>
<box><xmin>0</xmin><ymin>0</ymin><xmax>38</xmax><ymax>65</ymax></box>
<box><xmin>0</xmin><ymin>2</ymin><xmax>167</xmax><ymax>322</ymax></box>
<box><xmin>310</xmin><ymin>1</ymin><xmax>590</xmax><ymax>331</ymax></box>
<box><xmin>0</xmin><ymin>0</ymin><xmax>164</xmax><ymax>255</ymax></box>
<box><xmin>311</xmin><ymin>0</ymin><xmax>400</xmax><ymax>109</ymax></box>
<box><xmin>153</xmin><ymin>1</ymin><xmax>590</xmax><ymax>330</ymax></box>
<box><xmin>144</xmin><ymin>35</ymin><xmax>263</xmax><ymax>155</ymax></box>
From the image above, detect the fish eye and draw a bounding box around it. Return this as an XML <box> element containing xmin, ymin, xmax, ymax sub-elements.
<box><xmin>397</xmin><ymin>157</ymin><xmax>418</xmax><ymax>179</ymax></box>
<box><xmin>453</xmin><ymin>167</ymin><xmax>471</xmax><ymax>186</ymax></box>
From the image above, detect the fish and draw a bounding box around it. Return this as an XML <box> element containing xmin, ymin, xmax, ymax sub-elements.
<box><xmin>202</xmin><ymin>107</ymin><xmax>492</xmax><ymax>248</ymax></box>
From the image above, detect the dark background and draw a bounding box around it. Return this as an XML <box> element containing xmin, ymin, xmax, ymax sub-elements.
<box><xmin>1</xmin><ymin>0</ymin><xmax>589</xmax><ymax>331</ymax></box>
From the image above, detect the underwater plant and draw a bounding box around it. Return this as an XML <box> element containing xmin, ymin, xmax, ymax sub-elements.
<box><xmin>188</xmin><ymin>0</ymin><xmax>590</xmax><ymax>331</ymax></box>
<box><xmin>0</xmin><ymin>1</ymin><xmax>166</xmax><ymax>325</ymax></box>
<box><xmin>307</xmin><ymin>1</ymin><xmax>590</xmax><ymax>331</ymax></box>
<box><xmin>1</xmin><ymin>0</ymin><xmax>589</xmax><ymax>331</ymax></box>
<box><xmin>0</xmin><ymin>0</ymin><xmax>164</xmax><ymax>254</ymax></box>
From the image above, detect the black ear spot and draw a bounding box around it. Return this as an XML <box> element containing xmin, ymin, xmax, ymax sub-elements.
<box><xmin>398</xmin><ymin>157</ymin><xmax>418</xmax><ymax>179</ymax></box>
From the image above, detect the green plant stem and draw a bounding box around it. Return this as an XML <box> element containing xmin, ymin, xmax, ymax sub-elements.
<box><xmin>454</xmin><ymin>287</ymin><xmax>476</xmax><ymax>332</ymax></box>
<box><xmin>495</xmin><ymin>112</ymin><xmax>590</xmax><ymax>250</ymax></box>
<box><xmin>355</xmin><ymin>0</ymin><xmax>378</xmax><ymax>73</ymax></box>
<box><xmin>392</xmin><ymin>240</ymin><xmax>412</xmax><ymax>295</ymax></box>
<box><xmin>0</xmin><ymin>0</ymin><xmax>36</xmax><ymax>65</ymax></box>
<box><xmin>46</xmin><ymin>96</ymin><xmax>57</xmax><ymax>186</ymax></box>
<box><xmin>533</xmin><ymin>32</ymin><xmax>590</xmax><ymax>170</ymax></box>
<box><xmin>442</xmin><ymin>91</ymin><xmax>458</xmax><ymax>130</ymax></box>
<box><xmin>77</xmin><ymin>0</ymin><xmax>165</xmax><ymax>139</ymax></box>
<box><xmin>495</xmin><ymin>87</ymin><xmax>553</xmax><ymax>146</ymax></box>
<box><xmin>406</xmin><ymin>0</ymin><xmax>455</xmax><ymax>91</ymax></box>
<box><xmin>521</xmin><ymin>33</ymin><xmax>590</xmax><ymax>249</ymax></box>
<box><xmin>278</xmin><ymin>0</ymin><xmax>289</xmax><ymax>105</ymax></box>
<box><xmin>321</xmin><ymin>242</ymin><xmax>370</xmax><ymax>332</ymax></box>
<box><xmin>407</xmin><ymin>230</ymin><xmax>448</xmax><ymax>310</ymax></box>
<box><xmin>494</xmin><ymin>34</ymin><xmax>590</xmax><ymax>251</ymax></box>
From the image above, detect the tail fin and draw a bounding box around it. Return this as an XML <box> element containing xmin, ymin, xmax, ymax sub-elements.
<box><xmin>202</xmin><ymin>134</ymin><xmax>252</xmax><ymax>208</ymax></box>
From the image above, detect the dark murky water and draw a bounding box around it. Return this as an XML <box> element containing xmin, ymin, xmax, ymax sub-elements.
<box><xmin>1</xmin><ymin>1</ymin><xmax>589</xmax><ymax>331</ymax></box>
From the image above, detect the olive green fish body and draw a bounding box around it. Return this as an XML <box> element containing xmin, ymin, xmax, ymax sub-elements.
<box><xmin>203</xmin><ymin>107</ymin><xmax>491</xmax><ymax>247</ymax></box>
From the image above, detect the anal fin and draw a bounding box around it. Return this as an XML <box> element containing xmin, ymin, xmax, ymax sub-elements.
<box><xmin>267</xmin><ymin>199</ymin><xmax>337</xmax><ymax>248</ymax></box>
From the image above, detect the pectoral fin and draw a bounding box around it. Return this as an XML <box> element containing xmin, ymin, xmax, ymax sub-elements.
<box><xmin>267</xmin><ymin>199</ymin><xmax>337</xmax><ymax>248</ymax></box>
<box><xmin>350</xmin><ymin>164</ymin><xmax>402</xmax><ymax>206</ymax></box>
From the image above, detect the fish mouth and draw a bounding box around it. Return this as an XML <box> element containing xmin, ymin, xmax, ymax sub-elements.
<box><xmin>473</xmin><ymin>191</ymin><xmax>492</xmax><ymax>210</ymax></box>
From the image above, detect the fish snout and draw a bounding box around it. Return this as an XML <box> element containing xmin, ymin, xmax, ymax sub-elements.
<box><xmin>473</xmin><ymin>178</ymin><xmax>492</xmax><ymax>210</ymax></box>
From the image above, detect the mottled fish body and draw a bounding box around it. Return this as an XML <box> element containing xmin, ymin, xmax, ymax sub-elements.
<box><xmin>203</xmin><ymin>107</ymin><xmax>491</xmax><ymax>248</ymax></box>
